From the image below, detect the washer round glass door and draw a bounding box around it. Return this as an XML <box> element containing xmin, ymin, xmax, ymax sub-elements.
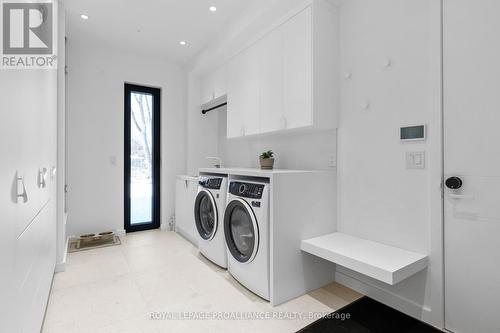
<box><xmin>224</xmin><ymin>198</ymin><xmax>259</xmax><ymax>263</ymax></box>
<box><xmin>194</xmin><ymin>190</ymin><xmax>218</xmax><ymax>240</ymax></box>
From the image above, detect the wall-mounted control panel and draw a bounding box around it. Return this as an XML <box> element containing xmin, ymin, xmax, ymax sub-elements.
<box><xmin>400</xmin><ymin>125</ymin><xmax>426</xmax><ymax>142</ymax></box>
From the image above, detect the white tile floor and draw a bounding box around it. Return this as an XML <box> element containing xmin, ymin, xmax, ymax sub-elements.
<box><xmin>43</xmin><ymin>230</ymin><xmax>361</xmax><ymax>333</ymax></box>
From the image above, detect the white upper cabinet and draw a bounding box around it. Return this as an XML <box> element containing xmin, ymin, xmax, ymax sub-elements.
<box><xmin>226</xmin><ymin>0</ymin><xmax>338</xmax><ymax>138</ymax></box>
<box><xmin>258</xmin><ymin>23</ymin><xmax>285</xmax><ymax>133</ymax></box>
<box><xmin>227</xmin><ymin>44</ymin><xmax>261</xmax><ymax>138</ymax></box>
<box><xmin>283</xmin><ymin>6</ymin><xmax>313</xmax><ymax>131</ymax></box>
<box><xmin>200</xmin><ymin>65</ymin><xmax>228</xmax><ymax>105</ymax></box>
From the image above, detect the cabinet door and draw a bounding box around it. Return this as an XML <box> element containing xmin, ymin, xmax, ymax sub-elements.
<box><xmin>200</xmin><ymin>74</ymin><xmax>215</xmax><ymax>105</ymax></box>
<box><xmin>175</xmin><ymin>179</ymin><xmax>188</xmax><ymax>232</ymax></box>
<box><xmin>259</xmin><ymin>25</ymin><xmax>285</xmax><ymax>134</ymax></box>
<box><xmin>227</xmin><ymin>55</ymin><xmax>244</xmax><ymax>138</ymax></box>
<box><xmin>212</xmin><ymin>65</ymin><xmax>227</xmax><ymax>100</ymax></box>
<box><xmin>201</xmin><ymin>66</ymin><xmax>227</xmax><ymax>105</ymax></box>
<box><xmin>283</xmin><ymin>7</ymin><xmax>313</xmax><ymax>129</ymax></box>
<box><xmin>227</xmin><ymin>45</ymin><xmax>260</xmax><ymax>138</ymax></box>
<box><xmin>0</xmin><ymin>72</ymin><xmax>19</xmax><ymax>333</ymax></box>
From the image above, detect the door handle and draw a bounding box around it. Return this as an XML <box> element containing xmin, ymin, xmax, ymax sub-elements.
<box><xmin>448</xmin><ymin>194</ymin><xmax>474</xmax><ymax>200</ymax></box>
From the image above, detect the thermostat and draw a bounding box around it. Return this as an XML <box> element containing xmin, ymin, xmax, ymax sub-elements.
<box><xmin>400</xmin><ymin>125</ymin><xmax>426</xmax><ymax>142</ymax></box>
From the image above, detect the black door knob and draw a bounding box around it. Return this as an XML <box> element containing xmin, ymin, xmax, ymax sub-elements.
<box><xmin>445</xmin><ymin>177</ymin><xmax>463</xmax><ymax>189</ymax></box>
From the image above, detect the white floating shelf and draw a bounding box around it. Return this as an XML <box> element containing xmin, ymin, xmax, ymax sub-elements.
<box><xmin>301</xmin><ymin>232</ymin><xmax>428</xmax><ymax>285</ymax></box>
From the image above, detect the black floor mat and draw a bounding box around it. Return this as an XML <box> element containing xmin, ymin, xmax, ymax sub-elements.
<box><xmin>297</xmin><ymin>297</ymin><xmax>443</xmax><ymax>333</ymax></box>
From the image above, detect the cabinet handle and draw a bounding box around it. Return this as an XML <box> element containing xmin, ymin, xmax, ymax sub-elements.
<box><xmin>51</xmin><ymin>166</ymin><xmax>57</xmax><ymax>180</ymax></box>
<box><xmin>38</xmin><ymin>167</ymin><xmax>48</xmax><ymax>188</ymax></box>
<box><xmin>16</xmin><ymin>174</ymin><xmax>28</xmax><ymax>203</ymax></box>
<box><xmin>242</xmin><ymin>126</ymin><xmax>246</xmax><ymax>136</ymax></box>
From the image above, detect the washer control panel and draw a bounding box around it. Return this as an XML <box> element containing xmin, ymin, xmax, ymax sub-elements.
<box><xmin>229</xmin><ymin>181</ymin><xmax>265</xmax><ymax>199</ymax></box>
<box><xmin>199</xmin><ymin>176</ymin><xmax>223</xmax><ymax>190</ymax></box>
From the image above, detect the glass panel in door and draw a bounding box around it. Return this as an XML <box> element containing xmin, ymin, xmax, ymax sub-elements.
<box><xmin>130</xmin><ymin>92</ymin><xmax>153</xmax><ymax>225</ymax></box>
<box><xmin>230</xmin><ymin>206</ymin><xmax>255</xmax><ymax>257</ymax></box>
<box><xmin>195</xmin><ymin>191</ymin><xmax>216</xmax><ymax>239</ymax></box>
<box><xmin>124</xmin><ymin>83</ymin><xmax>160</xmax><ymax>232</ymax></box>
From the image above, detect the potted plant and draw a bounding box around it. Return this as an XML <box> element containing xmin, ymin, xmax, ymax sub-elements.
<box><xmin>259</xmin><ymin>150</ymin><xmax>275</xmax><ymax>170</ymax></box>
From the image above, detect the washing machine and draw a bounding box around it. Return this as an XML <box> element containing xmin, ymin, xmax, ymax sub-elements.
<box><xmin>224</xmin><ymin>179</ymin><xmax>270</xmax><ymax>300</ymax></box>
<box><xmin>194</xmin><ymin>175</ymin><xmax>228</xmax><ymax>268</ymax></box>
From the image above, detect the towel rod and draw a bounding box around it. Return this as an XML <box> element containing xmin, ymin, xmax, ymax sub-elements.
<box><xmin>202</xmin><ymin>102</ymin><xmax>227</xmax><ymax>115</ymax></box>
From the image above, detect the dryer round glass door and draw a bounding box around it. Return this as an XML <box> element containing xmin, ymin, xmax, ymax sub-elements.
<box><xmin>224</xmin><ymin>199</ymin><xmax>259</xmax><ymax>263</ymax></box>
<box><xmin>194</xmin><ymin>190</ymin><xmax>218</xmax><ymax>240</ymax></box>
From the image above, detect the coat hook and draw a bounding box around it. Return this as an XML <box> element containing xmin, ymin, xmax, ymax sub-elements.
<box><xmin>344</xmin><ymin>71</ymin><xmax>352</xmax><ymax>80</ymax></box>
<box><xmin>383</xmin><ymin>58</ymin><xmax>392</xmax><ymax>68</ymax></box>
<box><xmin>361</xmin><ymin>100</ymin><xmax>370</xmax><ymax>110</ymax></box>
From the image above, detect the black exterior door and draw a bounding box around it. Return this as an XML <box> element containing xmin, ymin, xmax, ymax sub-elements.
<box><xmin>124</xmin><ymin>83</ymin><xmax>161</xmax><ymax>233</ymax></box>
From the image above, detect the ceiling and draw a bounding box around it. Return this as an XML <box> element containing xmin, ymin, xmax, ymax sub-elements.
<box><xmin>64</xmin><ymin>0</ymin><xmax>252</xmax><ymax>65</ymax></box>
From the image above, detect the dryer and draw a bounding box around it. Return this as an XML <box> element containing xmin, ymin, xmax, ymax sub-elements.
<box><xmin>224</xmin><ymin>179</ymin><xmax>270</xmax><ymax>300</ymax></box>
<box><xmin>194</xmin><ymin>175</ymin><xmax>228</xmax><ymax>268</ymax></box>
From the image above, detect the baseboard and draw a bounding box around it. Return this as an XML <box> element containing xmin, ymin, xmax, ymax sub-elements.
<box><xmin>54</xmin><ymin>237</ymin><xmax>69</xmax><ymax>273</ymax></box>
<box><xmin>335</xmin><ymin>270</ymin><xmax>432</xmax><ymax>322</ymax></box>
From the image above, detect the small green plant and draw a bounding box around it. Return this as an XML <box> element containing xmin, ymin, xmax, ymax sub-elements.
<box><xmin>260</xmin><ymin>150</ymin><xmax>274</xmax><ymax>159</ymax></box>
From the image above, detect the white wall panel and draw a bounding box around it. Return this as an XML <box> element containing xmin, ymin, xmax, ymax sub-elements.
<box><xmin>337</xmin><ymin>0</ymin><xmax>443</xmax><ymax>327</ymax></box>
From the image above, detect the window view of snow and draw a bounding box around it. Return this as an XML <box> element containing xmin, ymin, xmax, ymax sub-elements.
<box><xmin>130</xmin><ymin>92</ymin><xmax>153</xmax><ymax>225</ymax></box>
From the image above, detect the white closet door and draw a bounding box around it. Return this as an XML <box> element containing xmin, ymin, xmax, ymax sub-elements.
<box><xmin>1</xmin><ymin>70</ymin><xmax>57</xmax><ymax>333</ymax></box>
<box><xmin>259</xmin><ymin>25</ymin><xmax>285</xmax><ymax>133</ymax></box>
<box><xmin>0</xmin><ymin>72</ymin><xmax>20</xmax><ymax>333</ymax></box>
<box><xmin>283</xmin><ymin>7</ymin><xmax>313</xmax><ymax>130</ymax></box>
<box><xmin>15</xmin><ymin>71</ymin><xmax>58</xmax><ymax>235</ymax></box>
<box><xmin>444</xmin><ymin>0</ymin><xmax>500</xmax><ymax>332</ymax></box>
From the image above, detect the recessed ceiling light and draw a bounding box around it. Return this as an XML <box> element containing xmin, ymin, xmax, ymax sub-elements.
<box><xmin>209</xmin><ymin>5</ymin><xmax>217</xmax><ymax>12</ymax></box>
<box><xmin>179</xmin><ymin>41</ymin><xmax>187</xmax><ymax>46</ymax></box>
<box><xmin>80</xmin><ymin>14</ymin><xmax>89</xmax><ymax>20</ymax></box>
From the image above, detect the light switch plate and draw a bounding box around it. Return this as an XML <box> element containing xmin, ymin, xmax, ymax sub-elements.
<box><xmin>328</xmin><ymin>154</ymin><xmax>336</xmax><ymax>168</ymax></box>
<box><xmin>406</xmin><ymin>151</ymin><xmax>425</xmax><ymax>169</ymax></box>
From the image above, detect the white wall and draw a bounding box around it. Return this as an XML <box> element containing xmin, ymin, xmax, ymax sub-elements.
<box><xmin>66</xmin><ymin>39</ymin><xmax>187</xmax><ymax>236</ymax></box>
<box><xmin>218</xmin><ymin>111</ymin><xmax>337</xmax><ymax>170</ymax></box>
<box><xmin>337</xmin><ymin>0</ymin><xmax>443</xmax><ymax>327</ymax></box>
<box><xmin>186</xmin><ymin>72</ymin><xmax>219</xmax><ymax>175</ymax></box>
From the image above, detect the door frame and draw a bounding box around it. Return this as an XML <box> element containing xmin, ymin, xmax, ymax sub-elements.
<box><xmin>124</xmin><ymin>83</ymin><xmax>161</xmax><ymax>233</ymax></box>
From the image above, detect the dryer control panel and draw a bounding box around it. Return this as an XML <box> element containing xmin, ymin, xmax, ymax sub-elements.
<box><xmin>199</xmin><ymin>176</ymin><xmax>223</xmax><ymax>190</ymax></box>
<box><xmin>229</xmin><ymin>181</ymin><xmax>265</xmax><ymax>199</ymax></box>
